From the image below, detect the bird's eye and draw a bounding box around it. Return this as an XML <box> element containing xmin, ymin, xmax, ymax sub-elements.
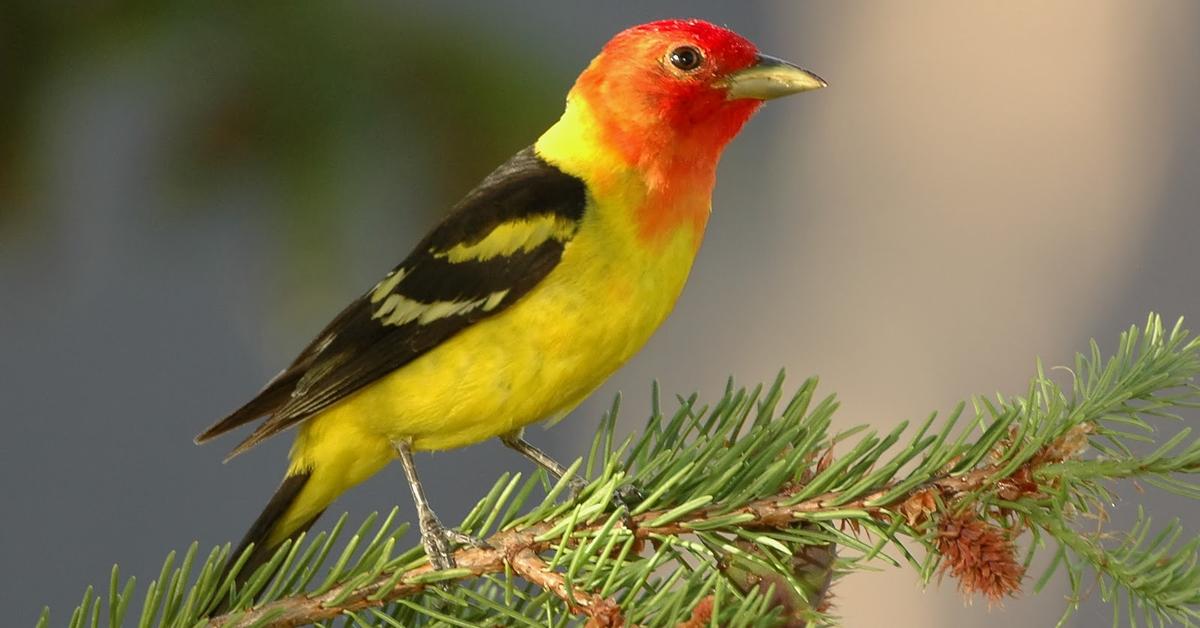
<box><xmin>668</xmin><ymin>46</ymin><xmax>703</xmax><ymax>71</ymax></box>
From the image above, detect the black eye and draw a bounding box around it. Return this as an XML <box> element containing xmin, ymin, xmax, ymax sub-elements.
<box><xmin>669</xmin><ymin>46</ymin><xmax>703</xmax><ymax>71</ymax></box>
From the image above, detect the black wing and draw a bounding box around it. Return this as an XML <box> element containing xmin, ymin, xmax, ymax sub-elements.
<box><xmin>196</xmin><ymin>147</ymin><xmax>587</xmax><ymax>458</ymax></box>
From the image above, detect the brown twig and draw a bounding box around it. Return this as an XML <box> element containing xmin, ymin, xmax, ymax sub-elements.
<box><xmin>510</xmin><ymin>549</ymin><xmax>625</xmax><ymax>625</ymax></box>
<box><xmin>208</xmin><ymin>461</ymin><xmax>1017</xmax><ymax>627</ymax></box>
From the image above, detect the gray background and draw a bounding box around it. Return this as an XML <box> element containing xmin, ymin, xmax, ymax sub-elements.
<box><xmin>3</xmin><ymin>2</ymin><xmax>1198</xmax><ymax>626</ymax></box>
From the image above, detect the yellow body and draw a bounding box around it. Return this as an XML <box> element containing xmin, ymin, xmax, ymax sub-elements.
<box><xmin>270</xmin><ymin>98</ymin><xmax>709</xmax><ymax>543</ymax></box>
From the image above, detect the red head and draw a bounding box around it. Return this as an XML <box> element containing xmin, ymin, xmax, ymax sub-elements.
<box><xmin>570</xmin><ymin>19</ymin><xmax>824</xmax><ymax>177</ymax></box>
<box><xmin>542</xmin><ymin>19</ymin><xmax>825</xmax><ymax>243</ymax></box>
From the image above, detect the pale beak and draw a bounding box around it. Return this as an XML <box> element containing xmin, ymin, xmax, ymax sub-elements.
<box><xmin>720</xmin><ymin>54</ymin><xmax>827</xmax><ymax>100</ymax></box>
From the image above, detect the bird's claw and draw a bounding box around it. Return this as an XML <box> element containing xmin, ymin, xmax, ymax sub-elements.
<box><xmin>420</xmin><ymin>520</ymin><xmax>457</xmax><ymax>571</ymax></box>
<box><xmin>567</xmin><ymin>477</ymin><xmax>642</xmax><ymax>503</ymax></box>
<box><xmin>613</xmin><ymin>483</ymin><xmax>645</xmax><ymax>508</ymax></box>
<box><xmin>443</xmin><ymin>527</ymin><xmax>492</xmax><ymax>550</ymax></box>
<box><xmin>613</xmin><ymin>484</ymin><xmax>645</xmax><ymax>530</ymax></box>
<box><xmin>419</xmin><ymin>516</ymin><xmax>490</xmax><ymax>571</ymax></box>
<box><xmin>566</xmin><ymin>477</ymin><xmax>645</xmax><ymax>530</ymax></box>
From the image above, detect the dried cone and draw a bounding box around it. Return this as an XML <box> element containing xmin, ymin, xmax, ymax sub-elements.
<box><xmin>936</xmin><ymin>511</ymin><xmax>1024</xmax><ymax>603</ymax></box>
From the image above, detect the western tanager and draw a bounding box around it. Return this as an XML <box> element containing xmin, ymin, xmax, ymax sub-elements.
<box><xmin>196</xmin><ymin>18</ymin><xmax>824</xmax><ymax>576</ymax></box>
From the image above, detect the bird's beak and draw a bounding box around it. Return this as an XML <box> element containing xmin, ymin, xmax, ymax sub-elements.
<box><xmin>720</xmin><ymin>54</ymin><xmax>827</xmax><ymax>100</ymax></box>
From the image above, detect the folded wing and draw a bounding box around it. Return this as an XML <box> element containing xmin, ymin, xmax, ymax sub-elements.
<box><xmin>195</xmin><ymin>147</ymin><xmax>587</xmax><ymax>458</ymax></box>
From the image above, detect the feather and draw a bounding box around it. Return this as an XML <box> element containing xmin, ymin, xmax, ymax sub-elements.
<box><xmin>196</xmin><ymin>146</ymin><xmax>586</xmax><ymax>455</ymax></box>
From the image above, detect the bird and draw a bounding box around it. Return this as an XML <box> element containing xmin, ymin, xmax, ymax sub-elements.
<box><xmin>195</xmin><ymin>18</ymin><xmax>825</xmax><ymax>581</ymax></box>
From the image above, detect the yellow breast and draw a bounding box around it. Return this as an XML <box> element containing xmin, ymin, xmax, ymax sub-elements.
<box><xmin>325</xmin><ymin>196</ymin><xmax>701</xmax><ymax>451</ymax></box>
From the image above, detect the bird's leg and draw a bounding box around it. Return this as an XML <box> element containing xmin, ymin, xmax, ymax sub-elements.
<box><xmin>392</xmin><ymin>438</ymin><xmax>486</xmax><ymax>571</ymax></box>
<box><xmin>500</xmin><ymin>430</ymin><xmax>644</xmax><ymax>507</ymax></box>
<box><xmin>500</xmin><ymin>430</ymin><xmax>588</xmax><ymax>497</ymax></box>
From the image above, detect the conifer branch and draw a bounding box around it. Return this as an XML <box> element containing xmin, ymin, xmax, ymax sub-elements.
<box><xmin>205</xmin><ymin>462</ymin><xmax>1022</xmax><ymax>626</ymax></box>
<box><xmin>204</xmin><ymin>422</ymin><xmax>1104</xmax><ymax>626</ymax></box>
<box><xmin>44</xmin><ymin>314</ymin><xmax>1200</xmax><ymax>627</ymax></box>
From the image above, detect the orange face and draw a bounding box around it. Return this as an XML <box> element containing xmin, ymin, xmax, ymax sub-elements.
<box><xmin>552</xmin><ymin>19</ymin><xmax>825</xmax><ymax>244</ymax></box>
<box><xmin>572</xmin><ymin>19</ymin><xmax>767</xmax><ymax>170</ymax></box>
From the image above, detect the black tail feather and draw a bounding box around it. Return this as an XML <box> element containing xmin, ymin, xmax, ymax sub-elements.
<box><xmin>194</xmin><ymin>372</ymin><xmax>302</xmax><ymax>445</ymax></box>
<box><xmin>210</xmin><ymin>470</ymin><xmax>324</xmax><ymax>615</ymax></box>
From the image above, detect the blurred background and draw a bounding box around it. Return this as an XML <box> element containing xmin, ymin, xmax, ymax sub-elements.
<box><xmin>2</xmin><ymin>2</ymin><xmax>1198</xmax><ymax>625</ymax></box>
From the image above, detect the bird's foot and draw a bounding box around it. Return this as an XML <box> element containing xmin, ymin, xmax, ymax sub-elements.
<box><xmin>567</xmin><ymin>477</ymin><xmax>645</xmax><ymax>530</ymax></box>
<box><xmin>418</xmin><ymin>515</ymin><xmax>490</xmax><ymax>570</ymax></box>
<box><xmin>613</xmin><ymin>483</ymin><xmax>645</xmax><ymax>509</ymax></box>
<box><xmin>612</xmin><ymin>484</ymin><xmax>645</xmax><ymax>530</ymax></box>
<box><xmin>419</xmin><ymin>518</ymin><xmax>457</xmax><ymax>571</ymax></box>
<box><xmin>443</xmin><ymin>527</ymin><xmax>491</xmax><ymax>549</ymax></box>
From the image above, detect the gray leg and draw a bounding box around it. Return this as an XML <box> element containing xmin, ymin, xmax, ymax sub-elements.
<box><xmin>500</xmin><ymin>429</ymin><xmax>588</xmax><ymax>496</ymax></box>
<box><xmin>500</xmin><ymin>430</ymin><xmax>574</xmax><ymax>479</ymax></box>
<box><xmin>393</xmin><ymin>439</ymin><xmax>485</xmax><ymax>570</ymax></box>
<box><xmin>501</xmin><ymin>430</ymin><xmax>644</xmax><ymax>512</ymax></box>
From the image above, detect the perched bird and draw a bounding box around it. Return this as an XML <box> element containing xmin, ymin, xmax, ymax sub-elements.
<box><xmin>195</xmin><ymin>18</ymin><xmax>825</xmax><ymax>578</ymax></box>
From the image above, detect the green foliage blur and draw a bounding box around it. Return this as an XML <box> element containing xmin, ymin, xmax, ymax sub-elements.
<box><xmin>0</xmin><ymin>2</ymin><xmax>561</xmax><ymax>265</ymax></box>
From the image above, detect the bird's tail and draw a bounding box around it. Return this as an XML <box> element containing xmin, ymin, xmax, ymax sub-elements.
<box><xmin>211</xmin><ymin>469</ymin><xmax>325</xmax><ymax>614</ymax></box>
<box><xmin>233</xmin><ymin>471</ymin><xmax>323</xmax><ymax>582</ymax></box>
<box><xmin>210</xmin><ymin>419</ymin><xmax>396</xmax><ymax>615</ymax></box>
